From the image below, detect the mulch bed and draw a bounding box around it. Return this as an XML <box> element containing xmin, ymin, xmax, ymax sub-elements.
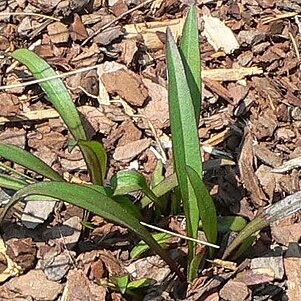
<box><xmin>0</xmin><ymin>0</ymin><xmax>301</xmax><ymax>300</ymax></box>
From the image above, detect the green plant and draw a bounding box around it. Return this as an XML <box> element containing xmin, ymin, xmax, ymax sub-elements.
<box><xmin>1</xmin><ymin>5</ymin><xmax>301</xmax><ymax>288</ymax></box>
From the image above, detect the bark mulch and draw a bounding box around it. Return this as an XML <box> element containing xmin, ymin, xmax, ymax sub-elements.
<box><xmin>0</xmin><ymin>0</ymin><xmax>301</xmax><ymax>300</ymax></box>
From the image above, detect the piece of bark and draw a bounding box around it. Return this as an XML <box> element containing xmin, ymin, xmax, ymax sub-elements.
<box><xmin>113</xmin><ymin>138</ymin><xmax>151</xmax><ymax>162</ymax></box>
<box><xmin>239</xmin><ymin>131</ymin><xmax>267</xmax><ymax>206</ymax></box>
<box><xmin>0</xmin><ymin>269</ymin><xmax>62</xmax><ymax>300</ymax></box>
<box><xmin>65</xmin><ymin>269</ymin><xmax>106</xmax><ymax>301</ymax></box>
<box><xmin>47</xmin><ymin>21</ymin><xmax>69</xmax><ymax>44</ymax></box>
<box><xmin>99</xmin><ymin>62</ymin><xmax>149</xmax><ymax>107</ymax></box>
<box><xmin>70</xmin><ymin>13</ymin><xmax>88</xmax><ymax>41</ymax></box>
<box><xmin>253</xmin><ymin>143</ymin><xmax>282</xmax><ymax>168</ymax></box>
<box><xmin>284</xmin><ymin>243</ymin><xmax>301</xmax><ymax>301</ymax></box>
<box><xmin>219</xmin><ymin>280</ymin><xmax>250</xmax><ymax>301</ymax></box>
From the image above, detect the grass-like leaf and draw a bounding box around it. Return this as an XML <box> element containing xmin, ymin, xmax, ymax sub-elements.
<box><xmin>131</xmin><ymin>232</ymin><xmax>172</xmax><ymax>259</ymax></box>
<box><xmin>0</xmin><ymin>144</ymin><xmax>63</xmax><ymax>181</ymax></box>
<box><xmin>166</xmin><ymin>27</ymin><xmax>203</xmax><ymax>277</ymax></box>
<box><xmin>11</xmin><ymin>49</ymin><xmax>101</xmax><ymax>184</ymax></box>
<box><xmin>0</xmin><ymin>181</ymin><xmax>185</xmax><ymax>281</ymax></box>
<box><xmin>12</xmin><ymin>49</ymin><xmax>87</xmax><ymax>140</ymax></box>
<box><xmin>77</xmin><ymin>140</ymin><xmax>107</xmax><ymax>185</ymax></box>
<box><xmin>0</xmin><ymin>174</ymin><xmax>28</xmax><ymax>191</ymax></box>
<box><xmin>180</xmin><ymin>6</ymin><xmax>201</xmax><ymax>123</ymax></box>
<box><xmin>185</xmin><ymin>165</ymin><xmax>217</xmax><ymax>256</ymax></box>
<box><xmin>223</xmin><ymin>191</ymin><xmax>301</xmax><ymax>259</ymax></box>
<box><xmin>111</xmin><ymin>170</ymin><xmax>162</xmax><ymax>211</ymax></box>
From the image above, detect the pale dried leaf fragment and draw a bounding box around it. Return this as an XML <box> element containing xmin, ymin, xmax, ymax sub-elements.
<box><xmin>202</xmin><ymin>67</ymin><xmax>263</xmax><ymax>81</ymax></box>
<box><xmin>272</xmin><ymin>156</ymin><xmax>301</xmax><ymax>173</ymax></box>
<box><xmin>124</xmin><ymin>18</ymin><xmax>185</xmax><ymax>50</ymax></box>
<box><xmin>22</xmin><ymin>200</ymin><xmax>56</xmax><ymax>229</ymax></box>
<box><xmin>203</xmin><ymin>15</ymin><xmax>240</xmax><ymax>54</ymax></box>
<box><xmin>0</xmin><ymin>236</ymin><xmax>21</xmax><ymax>283</ymax></box>
<box><xmin>0</xmin><ymin>108</ymin><xmax>59</xmax><ymax>125</ymax></box>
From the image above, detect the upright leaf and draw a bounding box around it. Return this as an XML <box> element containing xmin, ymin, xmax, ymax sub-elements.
<box><xmin>0</xmin><ymin>144</ymin><xmax>63</xmax><ymax>181</ymax></box>
<box><xmin>0</xmin><ymin>182</ymin><xmax>185</xmax><ymax>281</ymax></box>
<box><xmin>186</xmin><ymin>165</ymin><xmax>217</xmax><ymax>256</ymax></box>
<box><xmin>166</xmin><ymin>28</ymin><xmax>203</xmax><ymax>278</ymax></box>
<box><xmin>77</xmin><ymin>140</ymin><xmax>107</xmax><ymax>185</ymax></box>
<box><xmin>180</xmin><ymin>6</ymin><xmax>201</xmax><ymax>123</ymax></box>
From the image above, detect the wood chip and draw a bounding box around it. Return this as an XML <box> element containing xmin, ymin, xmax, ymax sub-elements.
<box><xmin>203</xmin><ymin>15</ymin><xmax>240</xmax><ymax>54</ymax></box>
<box><xmin>113</xmin><ymin>138</ymin><xmax>151</xmax><ymax>162</ymax></box>
<box><xmin>47</xmin><ymin>21</ymin><xmax>69</xmax><ymax>44</ymax></box>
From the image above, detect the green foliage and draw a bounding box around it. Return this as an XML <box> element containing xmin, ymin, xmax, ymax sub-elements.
<box><xmin>111</xmin><ymin>274</ymin><xmax>150</xmax><ymax>295</ymax></box>
<box><xmin>2</xmin><ymin>5</ymin><xmax>297</xmax><ymax>288</ymax></box>
<box><xmin>131</xmin><ymin>232</ymin><xmax>172</xmax><ymax>259</ymax></box>
<box><xmin>166</xmin><ymin>6</ymin><xmax>217</xmax><ymax>279</ymax></box>
<box><xmin>0</xmin><ymin>144</ymin><xmax>63</xmax><ymax>181</ymax></box>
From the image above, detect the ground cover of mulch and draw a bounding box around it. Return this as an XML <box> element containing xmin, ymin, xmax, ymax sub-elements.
<box><xmin>0</xmin><ymin>0</ymin><xmax>301</xmax><ymax>300</ymax></box>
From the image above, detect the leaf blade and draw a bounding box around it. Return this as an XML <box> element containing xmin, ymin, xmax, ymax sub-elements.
<box><xmin>180</xmin><ymin>6</ymin><xmax>201</xmax><ymax>122</ymax></box>
<box><xmin>0</xmin><ymin>144</ymin><xmax>63</xmax><ymax>181</ymax></box>
<box><xmin>166</xmin><ymin>27</ymin><xmax>202</xmax><ymax>274</ymax></box>
<box><xmin>0</xmin><ymin>181</ymin><xmax>185</xmax><ymax>281</ymax></box>
<box><xmin>12</xmin><ymin>49</ymin><xmax>87</xmax><ymax>141</ymax></box>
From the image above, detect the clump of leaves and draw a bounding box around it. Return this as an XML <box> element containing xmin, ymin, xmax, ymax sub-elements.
<box><xmin>1</xmin><ymin>5</ymin><xmax>301</xmax><ymax>288</ymax></box>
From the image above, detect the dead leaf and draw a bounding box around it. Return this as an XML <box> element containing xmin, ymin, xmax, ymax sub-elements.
<box><xmin>203</xmin><ymin>15</ymin><xmax>240</xmax><ymax>54</ymax></box>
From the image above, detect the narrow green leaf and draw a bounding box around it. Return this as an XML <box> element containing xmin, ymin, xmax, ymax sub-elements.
<box><xmin>111</xmin><ymin>170</ymin><xmax>163</xmax><ymax>211</ymax></box>
<box><xmin>113</xmin><ymin>275</ymin><xmax>129</xmax><ymax>294</ymax></box>
<box><xmin>113</xmin><ymin>195</ymin><xmax>143</xmax><ymax>220</ymax></box>
<box><xmin>0</xmin><ymin>174</ymin><xmax>27</xmax><ymax>191</ymax></box>
<box><xmin>127</xmin><ymin>278</ymin><xmax>150</xmax><ymax>290</ymax></box>
<box><xmin>11</xmin><ymin>49</ymin><xmax>99</xmax><ymax>184</ymax></box>
<box><xmin>151</xmin><ymin>160</ymin><xmax>164</xmax><ymax>188</ymax></box>
<box><xmin>186</xmin><ymin>165</ymin><xmax>217</xmax><ymax>256</ymax></box>
<box><xmin>0</xmin><ymin>144</ymin><xmax>63</xmax><ymax>181</ymax></box>
<box><xmin>232</xmin><ymin>232</ymin><xmax>259</xmax><ymax>260</ymax></box>
<box><xmin>140</xmin><ymin>159</ymin><xmax>235</xmax><ymax>209</ymax></box>
<box><xmin>77</xmin><ymin>140</ymin><xmax>107</xmax><ymax>185</ymax></box>
<box><xmin>11</xmin><ymin>49</ymin><xmax>87</xmax><ymax>141</ymax></box>
<box><xmin>180</xmin><ymin>6</ymin><xmax>201</xmax><ymax>123</ymax></box>
<box><xmin>166</xmin><ymin>27</ymin><xmax>203</xmax><ymax>277</ymax></box>
<box><xmin>223</xmin><ymin>191</ymin><xmax>301</xmax><ymax>259</ymax></box>
<box><xmin>130</xmin><ymin>232</ymin><xmax>172</xmax><ymax>259</ymax></box>
<box><xmin>0</xmin><ymin>182</ymin><xmax>185</xmax><ymax>281</ymax></box>
<box><xmin>216</xmin><ymin>216</ymin><xmax>248</xmax><ymax>233</ymax></box>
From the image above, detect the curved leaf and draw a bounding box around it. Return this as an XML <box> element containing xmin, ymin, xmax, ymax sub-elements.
<box><xmin>0</xmin><ymin>144</ymin><xmax>63</xmax><ymax>181</ymax></box>
<box><xmin>78</xmin><ymin>140</ymin><xmax>107</xmax><ymax>185</ymax></box>
<box><xmin>12</xmin><ymin>49</ymin><xmax>87</xmax><ymax>141</ymax></box>
<box><xmin>223</xmin><ymin>191</ymin><xmax>301</xmax><ymax>259</ymax></box>
<box><xmin>0</xmin><ymin>181</ymin><xmax>185</xmax><ymax>281</ymax></box>
<box><xmin>111</xmin><ymin>170</ymin><xmax>162</xmax><ymax>211</ymax></box>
